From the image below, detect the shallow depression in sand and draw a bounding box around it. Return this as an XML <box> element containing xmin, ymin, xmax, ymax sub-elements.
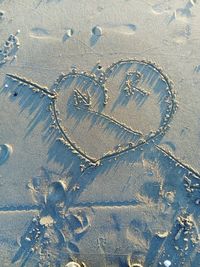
<box><xmin>29</xmin><ymin>27</ymin><xmax>52</xmax><ymax>39</ymax></box>
<box><xmin>105</xmin><ymin>23</ymin><xmax>137</xmax><ymax>34</ymax></box>
<box><xmin>0</xmin><ymin>144</ymin><xmax>13</xmax><ymax>165</ymax></box>
<box><xmin>47</xmin><ymin>181</ymin><xmax>66</xmax><ymax>204</ymax></box>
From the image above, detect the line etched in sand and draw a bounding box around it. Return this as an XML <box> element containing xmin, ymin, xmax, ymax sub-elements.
<box><xmin>52</xmin><ymin>100</ymin><xmax>98</xmax><ymax>164</ymax></box>
<box><xmin>0</xmin><ymin>204</ymin><xmax>40</xmax><ymax>212</ymax></box>
<box><xmin>6</xmin><ymin>73</ymin><xmax>56</xmax><ymax>98</ymax></box>
<box><xmin>74</xmin><ymin>88</ymin><xmax>91</xmax><ymax>107</ymax></box>
<box><xmin>156</xmin><ymin>145</ymin><xmax>200</xmax><ymax>180</ymax></box>
<box><xmin>71</xmin><ymin>199</ymin><xmax>140</xmax><ymax>209</ymax></box>
<box><xmin>81</xmin><ymin>107</ymin><xmax>143</xmax><ymax>136</ymax></box>
<box><xmin>124</xmin><ymin>71</ymin><xmax>150</xmax><ymax>96</ymax></box>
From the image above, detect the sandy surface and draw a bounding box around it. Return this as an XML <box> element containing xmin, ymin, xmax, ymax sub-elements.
<box><xmin>0</xmin><ymin>0</ymin><xmax>200</xmax><ymax>266</ymax></box>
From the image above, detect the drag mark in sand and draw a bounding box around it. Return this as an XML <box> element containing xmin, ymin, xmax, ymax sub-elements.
<box><xmin>70</xmin><ymin>199</ymin><xmax>140</xmax><ymax>209</ymax></box>
<box><xmin>0</xmin><ymin>204</ymin><xmax>41</xmax><ymax>212</ymax></box>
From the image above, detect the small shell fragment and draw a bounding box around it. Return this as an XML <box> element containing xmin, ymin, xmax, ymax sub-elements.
<box><xmin>164</xmin><ymin>260</ymin><xmax>171</xmax><ymax>267</ymax></box>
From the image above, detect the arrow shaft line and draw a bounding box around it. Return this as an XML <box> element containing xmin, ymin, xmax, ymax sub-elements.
<box><xmin>6</xmin><ymin>73</ymin><xmax>56</xmax><ymax>98</ymax></box>
<box><xmin>156</xmin><ymin>145</ymin><xmax>200</xmax><ymax>179</ymax></box>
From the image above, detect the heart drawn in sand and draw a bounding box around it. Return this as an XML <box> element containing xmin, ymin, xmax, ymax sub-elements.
<box><xmin>6</xmin><ymin>59</ymin><xmax>176</xmax><ymax>166</ymax></box>
<box><xmin>51</xmin><ymin>59</ymin><xmax>176</xmax><ymax>166</ymax></box>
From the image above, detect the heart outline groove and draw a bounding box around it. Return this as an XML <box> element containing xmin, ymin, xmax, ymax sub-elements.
<box><xmin>6</xmin><ymin>59</ymin><xmax>177</xmax><ymax>169</ymax></box>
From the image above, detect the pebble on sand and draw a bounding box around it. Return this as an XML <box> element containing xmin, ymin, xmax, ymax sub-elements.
<box><xmin>164</xmin><ymin>260</ymin><xmax>172</xmax><ymax>267</ymax></box>
<box><xmin>39</xmin><ymin>215</ymin><xmax>54</xmax><ymax>226</ymax></box>
<box><xmin>65</xmin><ymin>28</ymin><xmax>74</xmax><ymax>37</ymax></box>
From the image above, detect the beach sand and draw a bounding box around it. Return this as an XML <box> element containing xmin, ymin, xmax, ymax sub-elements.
<box><xmin>0</xmin><ymin>0</ymin><xmax>200</xmax><ymax>266</ymax></box>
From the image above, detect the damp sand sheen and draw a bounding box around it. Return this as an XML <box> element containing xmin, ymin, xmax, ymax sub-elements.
<box><xmin>0</xmin><ymin>0</ymin><xmax>200</xmax><ymax>266</ymax></box>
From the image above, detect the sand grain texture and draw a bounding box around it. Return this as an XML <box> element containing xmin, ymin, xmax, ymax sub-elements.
<box><xmin>0</xmin><ymin>0</ymin><xmax>200</xmax><ymax>266</ymax></box>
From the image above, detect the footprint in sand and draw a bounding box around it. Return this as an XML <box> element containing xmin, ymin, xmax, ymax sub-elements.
<box><xmin>176</xmin><ymin>0</ymin><xmax>196</xmax><ymax>19</ymax></box>
<box><xmin>30</xmin><ymin>27</ymin><xmax>50</xmax><ymax>39</ymax></box>
<box><xmin>0</xmin><ymin>144</ymin><xmax>13</xmax><ymax>165</ymax></box>
<box><xmin>90</xmin><ymin>24</ymin><xmax>137</xmax><ymax>45</ymax></box>
<box><xmin>47</xmin><ymin>180</ymin><xmax>67</xmax><ymax>204</ymax></box>
<box><xmin>173</xmin><ymin>24</ymin><xmax>191</xmax><ymax>44</ymax></box>
<box><xmin>92</xmin><ymin>23</ymin><xmax>137</xmax><ymax>36</ymax></box>
<box><xmin>152</xmin><ymin>2</ymin><xmax>171</xmax><ymax>14</ymax></box>
<box><xmin>170</xmin><ymin>0</ymin><xmax>197</xmax><ymax>23</ymax></box>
